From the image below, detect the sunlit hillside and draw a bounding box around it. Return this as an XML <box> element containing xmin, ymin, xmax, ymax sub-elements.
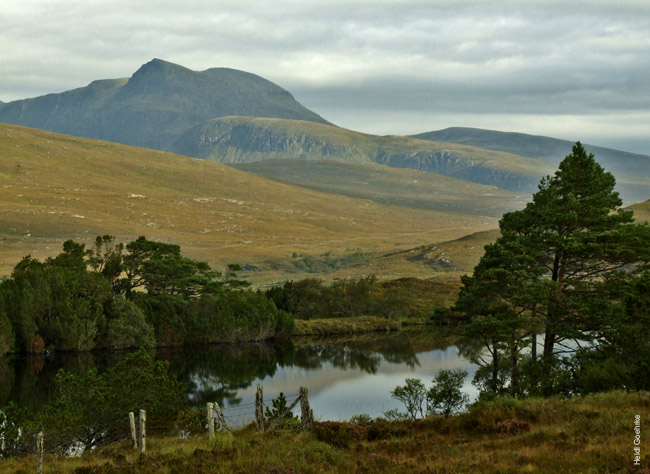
<box><xmin>233</xmin><ymin>160</ymin><xmax>527</xmax><ymax>217</ymax></box>
<box><xmin>0</xmin><ymin>124</ymin><xmax>499</xmax><ymax>282</ymax></box>
<box><xmin>629</xmin><ymin>199</ymin><xmax>650</xmax><ymax>223</ymax></box>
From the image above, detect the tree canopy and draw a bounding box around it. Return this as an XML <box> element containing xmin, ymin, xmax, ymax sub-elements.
<box><xmin>455</xmin><ymin>142</ymin><xmax>650</xmax><ymax>396</ymax></box>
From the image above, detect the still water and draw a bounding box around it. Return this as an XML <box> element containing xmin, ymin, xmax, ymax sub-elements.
<box><xmin>1</xmin><ymin>329</ymin><xmax>479</xmax><ymax>422</ymax></box>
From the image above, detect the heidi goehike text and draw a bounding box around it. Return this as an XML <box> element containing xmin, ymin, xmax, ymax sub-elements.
<box><xmin>634</xmin><ymin>414</ymin><xmax>641</xmax><ymax>466</ymax></box>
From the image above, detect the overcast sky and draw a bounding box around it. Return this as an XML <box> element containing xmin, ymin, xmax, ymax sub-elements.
<box><xmin>2</xmin><ymin>0</ymin><xmax>649</xmax><ymax>153</ymax></box>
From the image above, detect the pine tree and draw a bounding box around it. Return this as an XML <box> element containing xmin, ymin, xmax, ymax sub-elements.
<box><xmin>455</xmin><ymin>142</ymin><xmax>650</xmax><ymax>394</ymax></box>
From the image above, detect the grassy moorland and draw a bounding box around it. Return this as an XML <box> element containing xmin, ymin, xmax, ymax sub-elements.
<box><xmin>629</xmin><ymin>199</ymin><xmax>650</xmax><ymax>223</ymax></box>
<box><xmin>328</xmin><ymin>230</ymin><xmax>500</xmax><ymax>281</ymax></box>
<box><xmin>178</xmin><ymin>116</ymin><xmax>554</xmax><ymax>189</ymax></box>
<box><xmin>1</xmin><ymin>391</ymin><xmax>645</xmax><ymax>473</ymax></box>
<box><xmin>334</xmin><ymin>195</ymin><xmax>648</xmax><ymax>281</ymax></box>
<box><xmin>233</xmin><ymin>159</ymin><xmax>528</xmax><ymax>217</ymax></box>
<box><xmin>0</xmin><ymin>124</ymin><xmax>500</xmax><ymax>281</ymax></box>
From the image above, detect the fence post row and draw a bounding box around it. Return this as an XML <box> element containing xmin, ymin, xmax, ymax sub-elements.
<box><xmin>299</xmin><ymin>386</ymin><xmax>313</xmax><ymax>431</ymax></box>
<box><xmin>255</xmin><ymin>384</ymin><xmax>265</xmax><ymax>432</ymax></box>
<box><xmin>207</xmin><ymin>403</ymin><xmax>215</xmax><ymax>440</ymax></box>
<box><xmin>214</xmin><ymin>401</ymin><xmax>230</xmax><ymax>433</ymax></box>
<box><xmin>139</xmin><ymin>409</ymin><xmax>146</xmax><ymax>454</ymax></box>
<box><xmin>129</xmin><ymin>411</ymin><xmax>137</xmax><ymax>449</ymax></box>
<box><xmin>36</xmin><ymin>430</ymin><xmax>44</xmax><ymax>474</ymax></box>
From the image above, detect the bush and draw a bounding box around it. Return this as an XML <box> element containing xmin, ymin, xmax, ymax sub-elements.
<box><xmin>0</xmin><ymin>310</ymin><xmax>14</xmax><ymax>357</ymax></box>
<box><xmin>390</xmin><ymin>378</ymin><xmax>427</xmax><ymax>420</ymax></box>
<box><xmin>102</xmin><ymin>298</ymin><xmax>155</xmax><ymax>350</ymax></box>
<box><xmin>427</xmin><ymin>369</ymin><xmax>469</xmax><ymax>417</ymax></box>
<box><xmin>196</xmin><ymin>290</ymin><xmax>294</xmax><ymax>343</ymax></box>
<box><xmin>38</xmin><ymin>349</ymin><xmax>185</xmax><ymax>450</ymax></box>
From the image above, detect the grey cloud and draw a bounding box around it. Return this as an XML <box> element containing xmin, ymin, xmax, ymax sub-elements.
<box><xmin>1</xmin><ymin>0</ymin><xmax>649</xmax><ymax>153</ymax></box>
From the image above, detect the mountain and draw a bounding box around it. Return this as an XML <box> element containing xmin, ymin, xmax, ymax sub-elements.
<box><xmin>0</xmin><ymin>59</ymin><xmax>329</xmax><ymax>151</ymax></box>
<box><xmin>0</xmin><ymin>124</ymin><xmax>498</xmax><ymax>282</ymax></box>
<box><xmin>414</xmin><ymin>127</ymin><xmax>650</xmax><ymax>201</ymax></box>
<box><xmin>173</xmin><ymin>116</ymin><xmax>553</xmax><ymax>192</ymax></box>
<box><xmin>2</xmin><ymin>60</ymin><xmax>647</xmax><ymax>199</ymax></box>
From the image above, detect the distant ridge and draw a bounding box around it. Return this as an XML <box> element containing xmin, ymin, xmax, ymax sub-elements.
<box><xmin>1</xmin><ymin>62</ymin><xmax>648</xmax><ymax>200</ymax></box>
<box><xmin>172</xmin><ymin>116</ymin><xmax>553</xmax><ymax>192</ymax></box>
<box><xmin>0</xmin><ymin>59</ymin><xmax>330</xmax><ymax>151</ymax></box>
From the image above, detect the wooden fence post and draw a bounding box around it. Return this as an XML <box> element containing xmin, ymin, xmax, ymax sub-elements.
<box><xmin>214</xmin><ymin>401</ymin><xmax>230</xmax><ymax>433</ymax></box>
<box><xmin>129</xmin><ymin>412</ymin><xmax>137</xmax><ymax>449</ymax></box>
<box><xmin>255</xmin><ymin>384</ymin><xmax>265</xmax><ymax>432</ymax></box>
<box><xmin>299</xmin><ymin>387</ymin><xmax>313</xmax><ymax>431</ymax></box>
<box><xmin>139</xmin><ymin>409</ymin><xmax>146</xmax><ymax>454</ymax></box>
<box><xmin>207</xmin><ymin>402</ymin><xmax>215</xmax><ymax>440</ymax></box>
<box><xmin>36</xmin><ymin>430</ymin><xmax>44</xmax><ymax>474</ymax></box>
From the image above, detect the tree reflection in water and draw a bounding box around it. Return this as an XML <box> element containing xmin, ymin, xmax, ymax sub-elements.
<box><xmin>3</xmin><ymin>328</ymin><xmax>457</xmax><ymax>412</ymax></box>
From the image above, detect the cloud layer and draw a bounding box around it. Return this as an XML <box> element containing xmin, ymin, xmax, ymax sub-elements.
<box><xmin>2</xmin><ymin>1</ymin><xmax>649</xmax><ymax>153</ymax></box>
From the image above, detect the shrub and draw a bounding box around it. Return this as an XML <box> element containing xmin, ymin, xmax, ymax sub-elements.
<box><xmin>102</xmin><ymin>298</ymin><xmax>155</xmax><ymax>349</ymax></box>
<box><xmin>0</xmin><ymin>311</ymin><xmax>14</xmax><ymax>357</ymax></box>
<box><xmin>390</xmin><ymin>378</ymin><xmax>427</xmax><ymax>420</ymax></box>
<box><xmin>427</xmin><ymin>369</ymin><xmax>470</xmax><ymax>417</ymax></box>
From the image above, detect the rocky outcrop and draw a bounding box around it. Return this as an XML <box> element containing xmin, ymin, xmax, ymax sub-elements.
<box><xmin>376</xmin><ymin>150</ymin><xmax>539</xmax><ymax>192</ymax></box>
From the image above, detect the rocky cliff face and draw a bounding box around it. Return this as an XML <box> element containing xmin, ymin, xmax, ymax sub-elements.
<box><xmin>376</xmin><ymin>150</ymin><xmax>539</xmax><ymax>192</ymax></box>
<box><xmin>175</xmin><ymin>117</ymin><xmax>543</xmax><ymax>192</ymax></box>
<box><xmin>173</xmin><ymin>118</ymin><xmax>374</xmax><ymax>164</ymax></box>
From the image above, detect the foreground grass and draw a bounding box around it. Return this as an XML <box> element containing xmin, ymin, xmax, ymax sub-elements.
<box><xmin>2</xmin><ymin>391</ymin><xmax>647</xmax><ymax>473</ymax></box>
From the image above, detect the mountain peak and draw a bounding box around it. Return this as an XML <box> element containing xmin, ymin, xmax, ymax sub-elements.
<box><xmin>0</xmin><ymin>60</ymin><xmax>330</xmax><ymax>151</ymax></box>
<box><xmin>129</xmin><ymin>58</ymin><xmax>193</xmax><ymax>82</ymax></box>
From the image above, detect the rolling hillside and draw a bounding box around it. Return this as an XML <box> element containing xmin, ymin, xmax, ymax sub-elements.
<box><xmin>414</xmin><ymin>127</ymin><xmax>650</xmax><ymax>201</ymax></box>
<box><xmin>233</xmin><ymin>159</ymin><xmax>528</xmax><ymax>217</ymax></box>
<box><xmin>326</xmin><ymin>229</ymin><xmax>500</xmax><ymax>281</ymax></box>
<box><xmin>175</xmin><ymin>116</ymin><xmax>554</xmax><ymax>192</ymax></box>
<box><xmin>629</xmin><ymin>199</ymin><xmax>650</xmax><ymax>223</ymax></box>
<box><xmin>2</xmin><ymin>60</ymin><xmax>646</xmax><ymax>199</ymax></box>
<box><xmin>0</xmin><ymin>124</ymin><xmax>499</xmax><ymax>282</ymax></box>
<box><xmin>334</xmin><ymin>198</ymin><xmax>650</xmax><ymax>282</ymax></box>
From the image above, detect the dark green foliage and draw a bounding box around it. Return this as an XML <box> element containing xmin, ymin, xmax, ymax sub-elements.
<box><xmin>196</xmin><ymin>290</ymin><xmax>294</xmax><ymax>343</ymax></box>
<box><xmin>0</xmin><ymin>310</ymin><xmax>13</xmax><ymax>357</ymax></box>
<box><xmin>0</xmin><ymin>350</ymin><xmax>185</xmax><ymax>456</ymax></box>
<box><xmin>454</xmin><ymin>143</ymin><xmax>650</xmax><ymax>396</ymax></box>
<box><xmin>264</xmin><ymin>392</ymin><xmax>299</xmax><ymax>430</ymax></box>
<box><xmin>135</xmin><ymin>293</ymin><xmax>193</xmax><ymax>346</ymax></box>
<box><xmin>0</xmin><ymin>242</ymin><xmax>113</xmax><ymax>352</ymax></box>
<box><xmin>562</xmin><ymin>271</ymin><xmax>650</xmax><ymax>394</ymax></box>
<box><xmin>39</xmin><ymin>349</ymin><xmax>185</xmax><ymax>449</ymax></box>
<box><xmin>0</xmin><ymin>235</ymin><xmax>291</xmax><ymax>353</ymax></box>
<box><xmin>101</xmin><ymin>298</ymin><xmax>155</xmax><ymax>350</ymax></box>
<box><xmin>0</xmin><ymin>402</ymin><xmax>33</xmax><ymax>458</ymax></box>
<box><xmin>427</xmin><ymin>369</ymin><xmax>469</xmax><ymax>417</ymax></box>
<box><xmin>86</xmin><ymin>235</ymin><xmax>124</xmax><ymax>293</ymax></box>
<box><xmin>268</xmin><ymin>275</ymin><xmax>413</xmax><ymax>320</ymax></box>
<box><xmin>120</xmin><ymin>236</ymin><xmax>220</xmax><ymax>299</ymax></box>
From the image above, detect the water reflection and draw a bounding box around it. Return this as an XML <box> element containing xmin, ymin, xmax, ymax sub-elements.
<box><xmin>3</xmin><ymin>328</ymin><xmax>478</xmax><ymax>420</ymax></box>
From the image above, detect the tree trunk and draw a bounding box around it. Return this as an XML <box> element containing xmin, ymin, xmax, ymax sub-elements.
<box><xmin>510</xmin><ymin>338</ymin><xmax>518</xmax><ymax>397</ymax></box>
<box><xmin>543</xmin><ymin>331</ymin><xmax>555</xmax><ymax>360</ymax></box>
<box><xmin>531</xmin><ymin>332</ymin><xmax>537</xmax><ymax>363</ymax></box>
<box><xmin>491</xmin><ymin>350</ymin><xmax>500</xmax><ymax>392</ymax></box>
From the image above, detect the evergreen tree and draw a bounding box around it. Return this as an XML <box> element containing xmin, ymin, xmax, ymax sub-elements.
<box><xmin>455</xmin><ymin>143</ymin><xmax>650</xmax><ymax>394</ymax></box>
